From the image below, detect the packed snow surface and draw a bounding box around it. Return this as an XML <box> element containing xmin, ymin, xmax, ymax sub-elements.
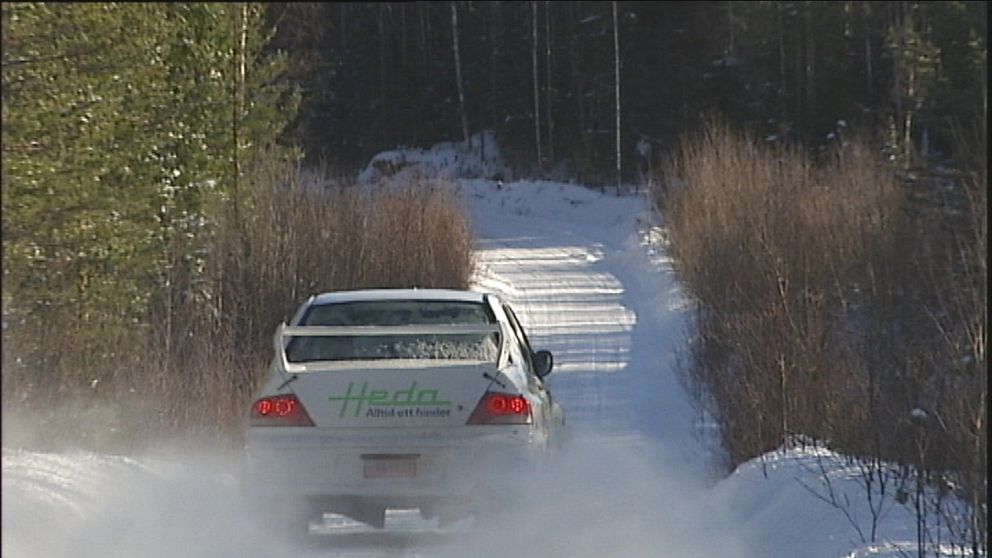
<box><xmin>2</xmin><ymin>133</ymin><xmax>972</xmax><ymax>557</ymax></box>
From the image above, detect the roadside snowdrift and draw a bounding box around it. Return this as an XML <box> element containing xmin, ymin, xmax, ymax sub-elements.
<box><xmin>358</xmin><ymin>130</ymin><xmax>511</xmax><ymax>184</ymax></box>
<box><xmin>1</xmin><ymin>447</ymin><xmax>285</xmax><ymax>558</ymax></box>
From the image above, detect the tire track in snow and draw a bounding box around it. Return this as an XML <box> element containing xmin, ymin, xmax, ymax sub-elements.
<box><xmin>455</xmin><ymin>181</ymin><xmax>754</xmax><ymax>558</ymax></box>
<box><xmin>464</xmin><ymin>179</ymin><xmax>688</xmax><ymax>445</ymax></box>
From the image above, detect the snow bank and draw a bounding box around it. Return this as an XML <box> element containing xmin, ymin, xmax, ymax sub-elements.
<box><xmin>714</xmin><ymin>439</ymin><xmax>977</xmax><ymax>558</ymax></box>
<box><xmin>1</xmin><ymin>447</ymin><xmax>288</xmax><ymax>558</ymax></box>
<box><xmin>357</xmin><ymin>129</ymin><xmax>512</xmax><ymax>184</ymax></box>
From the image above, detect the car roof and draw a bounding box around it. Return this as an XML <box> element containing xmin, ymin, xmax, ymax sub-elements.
<box><xmin>308</xmin><ymin>288</ymin><xmax>492</xmax><ymax>306</ymax></box>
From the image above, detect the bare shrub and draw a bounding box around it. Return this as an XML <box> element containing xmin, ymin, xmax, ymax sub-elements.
<box><xmin>656</xmin><ymin>118</ymin><xmax>985</xmax><ymax>553</ymax></box>
<box><xmin>657</xmin><ymin>120</ymin><xmax>903</xmax><ymax>465</ymax></box>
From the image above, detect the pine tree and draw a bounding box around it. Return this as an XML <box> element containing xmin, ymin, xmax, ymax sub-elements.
<box><xmin>2</xmin><ymin>2</ymin><xmax>298</xmax><ymax>392</ymax></box>
<box><xmin>3</xmin><ymin>3</ymin><xmax>178</xmax><ymax>362</ymax></box>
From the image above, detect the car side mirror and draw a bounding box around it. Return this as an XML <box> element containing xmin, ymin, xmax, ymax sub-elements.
<box><xmin>533</xmin><ymin>350</ymin><xmax>554</xmax><ymax>378</ymax></box>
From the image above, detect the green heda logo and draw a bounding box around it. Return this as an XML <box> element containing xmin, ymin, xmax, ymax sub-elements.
<box><xmin>329</xmin><ymin>381</ymin><xmax>452</xmax><ymax>418</ymax></box>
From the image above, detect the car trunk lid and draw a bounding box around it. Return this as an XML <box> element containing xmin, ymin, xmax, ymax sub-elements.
<box><xmin>287</xmin><ymin>361</ymin><xmax>501</xmax><ymax>428</ymax></box>
<box><xmin>274</xmin><ymin>323</ymin><xmax>508</xmax><ymax>429</ymax></box>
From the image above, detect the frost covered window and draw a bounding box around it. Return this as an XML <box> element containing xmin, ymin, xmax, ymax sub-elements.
<box><xmin>286</xmin><ymin>300</ymin><xmax>500</xmax><ymax>362</ymax></box>
<box><xmin>286</xmin><ymin>333</ymin><xmax>500</xmax><ymax>362</ymax></box>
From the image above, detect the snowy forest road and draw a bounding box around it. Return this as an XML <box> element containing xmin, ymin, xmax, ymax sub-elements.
<box><xmin>429</xmin><ymin>179</ymin><xmax>751</xmax><ymax>556</ymax></box>
<box><xmin>468</xmin><ymin>179</ymin><xmax>697</xmax><ymax>448</ymax></box>
<box><xmin>2</xmin><ymin>178</ymin><xmax>753</xmax><ymax>558</ymax></box>
<box><xmin>312</xmin><ymin>178</ymin><xmax>752</xmax><ymax>556</ymax></box>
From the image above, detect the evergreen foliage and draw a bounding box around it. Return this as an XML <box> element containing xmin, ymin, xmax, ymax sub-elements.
<box><xmin>2</xmin><ymin>2</ymin><xmax>298</xmax><ymax>406</ymax></box>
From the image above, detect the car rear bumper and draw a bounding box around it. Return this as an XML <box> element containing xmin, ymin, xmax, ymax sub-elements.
<box><xmin>242</xmin><ymin>426</ymin><xmax>547</xmax><ymax>503</ymax></box>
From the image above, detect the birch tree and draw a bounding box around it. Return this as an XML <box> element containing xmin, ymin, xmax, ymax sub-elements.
<box><xmin>544</xmin><ymin>0</ymin><xmax>554</xmax><ymax>164</ymax></box>
<box><xmin>451</xmin><ymin>2</ymin><xmax>470</xmax><ymax>144</ymax></box>
<box><xmin>613</xmin><ymin>0</ymin><xmax>621</xmax><ymax>194</ymax></box>
<box><xmin>532</xmin><ymin>1</ymin><xmax>542</xmax><ymax>172</ymax></box>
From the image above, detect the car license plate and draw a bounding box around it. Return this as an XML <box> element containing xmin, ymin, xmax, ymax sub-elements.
<box><xmin>362</xmin><ymin>454</ymin><xmax>418</xmax><ymax>479</ymax></box>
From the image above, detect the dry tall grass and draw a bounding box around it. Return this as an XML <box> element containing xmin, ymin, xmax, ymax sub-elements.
<box><xmin>656</xmin><ymin>120</ymin><xmax>903</xmax><ymax>463</ymax></box>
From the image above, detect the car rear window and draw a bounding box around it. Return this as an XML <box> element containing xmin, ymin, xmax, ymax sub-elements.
<box><xmin>301</xmin><ymin>300</ymin><xmax>494</xmax><ymax>326</ymax></box>
<box><xmin>286</xmin><ymin>300</ymin><xmax>500</xmax><ymax>363</ymax></box>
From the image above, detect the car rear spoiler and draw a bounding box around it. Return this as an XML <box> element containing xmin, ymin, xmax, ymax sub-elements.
<box><xmin>274</xmin><ymin>323</ymin><xmax>501</xmax><ymax>372</ymax></box>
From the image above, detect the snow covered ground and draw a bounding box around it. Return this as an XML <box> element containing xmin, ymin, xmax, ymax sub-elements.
<box><xmin>2</xmin><ymin>134</ymin><xmax>975</xmax><ymax>558</ymax></box>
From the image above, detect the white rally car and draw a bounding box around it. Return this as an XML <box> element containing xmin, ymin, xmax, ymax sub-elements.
<box><xmin>243</xmin><ymin>289</ymin><xmax>563</xmax><ymax>535</ymax></box>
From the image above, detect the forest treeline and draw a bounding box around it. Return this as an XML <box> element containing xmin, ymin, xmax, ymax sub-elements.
<box><xmin>266</xmin><ymin>1</ymin><xmax>986</xmax><ymax>180</ymax></box>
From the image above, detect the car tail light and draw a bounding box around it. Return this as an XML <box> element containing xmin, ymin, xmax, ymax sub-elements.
<box><xmin>250</xmin><ymin>394</ymin><xmax>314</xmax><ymax>427</ymax></box>
<box><xmin>467</xmin><ymin>392</ymin><xmax>532</xmax><ymax>425</ymax></box>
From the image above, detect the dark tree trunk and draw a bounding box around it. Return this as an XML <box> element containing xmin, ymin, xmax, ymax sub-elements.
<box><xmin>804</xmin><ymin>1</ymin><xmax>816</xmax><ymax>137</ymax></box>
<box><xmin>544</xmin><ymin>0</ymin><xmax>554</xmax><ymax>164</ymax></box>
<box><xmin>569</xmin><ymin>2</ymin><xmax>590</xmax><ymax>171</ymax></box>
<box><xmin>613</xmin><ymin>0</ymin><xmax>621</xmax><ymax>194</ymax></box>
<box><xmin>532</xmin><ymin>1</ymin><xmax>542</xmax><ymax>172</ymax></box>
<box><xmin>452</xmin><ymin>2</ymin><xmax>470</xmax><ymax>144</ymax></box>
